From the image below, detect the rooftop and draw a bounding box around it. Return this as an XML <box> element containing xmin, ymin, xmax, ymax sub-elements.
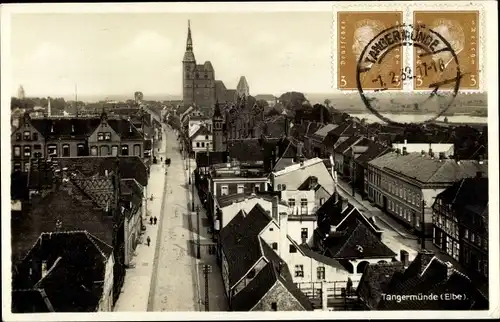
<box><xmin>273</xmin><ymin>157</ymin><xmax>324</xmax><ymax>177</ymax></box>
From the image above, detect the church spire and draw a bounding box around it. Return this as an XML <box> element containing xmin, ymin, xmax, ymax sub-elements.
<box><xmin>186</xmin><ymin>20</ymin><xmax>193</xmax><ymax>52</ymax></box>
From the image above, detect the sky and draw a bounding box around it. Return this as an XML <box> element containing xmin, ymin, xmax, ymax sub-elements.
<box><xmin>10</xmin><ymin>11</ymin><xmax>333</xmax><ymax>100</ymax></box>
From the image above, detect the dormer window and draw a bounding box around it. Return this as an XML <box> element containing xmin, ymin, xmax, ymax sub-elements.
<box><xmin>24</xmin><ymin>131</ymin><xmax>31</xmax><ymax>140</ymax></box>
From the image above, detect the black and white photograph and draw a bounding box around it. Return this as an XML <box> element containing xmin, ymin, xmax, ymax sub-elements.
<box><xmin>1</xmin><ymin>1</ymin><xmax>498</xmax><ymax>320</ymax></box>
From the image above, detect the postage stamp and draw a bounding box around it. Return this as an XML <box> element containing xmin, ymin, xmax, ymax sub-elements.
<box><xmin>413</xmin><ymin>11</ymin><xmax>480</xmax><ymax>91</ymax></box>
<box><xmin>337</xmin><ymin>11</ymin><xmax>404</xmax><ymax>91</ymax></box>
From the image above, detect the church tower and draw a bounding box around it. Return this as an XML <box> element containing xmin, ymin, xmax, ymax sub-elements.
<box><xmin>212</xmin><ymin>99</ymin><xmax>225</xmax><ymax>152</ymax></box>
<box><xmin>183</xmin><ymin>20</ymin><xmax>196</xmax><ymax>107</ymax></box>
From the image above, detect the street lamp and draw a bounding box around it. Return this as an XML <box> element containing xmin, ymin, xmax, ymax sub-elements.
<box><xmin>191</xmin><ymin>171</ymin><xmax>195</xmax><ymax>211</ymax></box>
<box><xmin>421</xmin><ymin>200</ymin><xmax>426</xmax><ymax>249</ymax></box>
<box><xmin>188</xmin><ymin>156</ymin><xmax>192</xmax><ymax>185</ymax></box>
<box><xmin>196</xmin><ymin>205</ymin><xmax>201</xmax><ymax>259</ymax></box>
<box><xmin>202</xmin><ymin>264</ymin><xmax>212</xmax><ymax>311</ymax></box>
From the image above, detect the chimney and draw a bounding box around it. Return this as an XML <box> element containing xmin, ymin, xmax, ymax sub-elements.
<box><xmin>418</xmin><ymin>249</ymin><xmax>435</xmax><ymax>275</ymax></box>
<box><xmin>41</xmin><ymin>260</ymin><xmax>48</xmax><ymax>278</ymax></box>
<box><xmin>478</xmin><ymin>155</ymin><xmax>484</xmax><ymax>164</ymax></box>
<box><xmin>402</xmin><ymin>147</ymin><xmax>407</xmax><ymax>155</ymax></box>
<box><xmin>272</xmin><ymin>196</ymin><xmax>279</xmax><ymax>222</ymax></box>
<box><xmin>400</xmin><ymin>250</ymin><xmax>409</xmax><ymax>267</ymax></box>
<box><xmin>278</xmin><ymin>212</ymin><xmax>288</xmax><ymax>261</ymax></box>
<box><xmin>444</xmin><ymin>261</ymin><xmax>454</xmax><ymax>279</ymax></box>
<box><xmin>404</xmin><ymin>139</ymin><xmax>407</xmax><ymax>145</ymax></box>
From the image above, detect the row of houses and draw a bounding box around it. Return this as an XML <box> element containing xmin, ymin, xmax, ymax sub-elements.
<box><xmin>11</xmin><ymin>108</ymin><xmax>162</xmax><ymax>172</ymax></box>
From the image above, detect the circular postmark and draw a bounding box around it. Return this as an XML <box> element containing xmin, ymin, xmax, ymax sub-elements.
<box><xmin>356</xmin><ymin>23</ymin><xmax>462</xmax><ymax>125</ymax></box>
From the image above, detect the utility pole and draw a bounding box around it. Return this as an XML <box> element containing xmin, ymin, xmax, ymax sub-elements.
<box><xmin>189</xmin><ymin>154</ymin><xmax>192</xmax><ymax>185</ymax></box>
<box><xmin>196</xmin><ymin>205</ymin><xmax>201</xmax><ymax>259</ymax></box>
<box><xmin>191</xmin><ymin>170</ymin><xmax>195</xmax><ymax>211</ymax></box>
<box><xmin>202</xmin><ymin>264</ymin><xmax>212</xmax><ymax>311</ymax></box>
<box><xmin>421</xmin><ymin>199</ymin><xmax>426</xmax><ymax>249</ymax></box>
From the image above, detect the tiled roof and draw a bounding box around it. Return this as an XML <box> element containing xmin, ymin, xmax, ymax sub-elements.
<box><xmin>323</xmin><ymin>221</ymin><xmax>396</xmax><ymax>259</ymax></box>
<box><xmin>196</xmin><ymin>151</ymin><xmax>229</xmax><ymax>167</ymax></box>
<box><xmin>227</xmin><ymin>139</ymin><xmax>265</xmax><ymax>163</ymax></box>
<box><xmin>334</xmin><ymin>135</ymin><xmax>363</xmax><ymax>154</ymax></box>
<box><xmin>368</xmin><ymin>152</ymin><xmax>488</xmax><ymax>184</ymax></box>
<box><xmin>230</xmin><ymin>259</ymin><xmax>276</xmax><ymax>311</ymax></box>
<box><xmin>55</xmin><ymin>156</ymin><xmax>148</xmax><ymax>186</ymax></box>
<box><xmin>376</xmin><ymin>253</ymin><xmax>488</xmax><ymax>310</ymax></box>
<box><xmin>191</xmin><ymin>125</ymin><xmax>212</xmax><ymax>138</ymax></box>
<box><xmin>107</xmin><ymin>119</ymin><xmax>143</xmax><ymax>140</ymax></box>
<box><xmin>298</xmin><ymin>244</ymin><xmax>345</xmax><ymax>270</ymax></box>
<box><xmin>436</xmin><ymin>177</ymin><xmax>488</xmax><ymax>216</ymax></box>
<box><xmin>219</xmin><ymin>204</ymin><xmax>272</xmax><ymax>287</ymax></box>
<box><xmin>30</xmin><ymin>118</ymin><xmax>101</xmax><ymax>139</ymax></box>
<box><xmin>11</xmin><ymin>183</ymin><xmax>114</xmax><ymax>265</ymax></box>
<box><xmin>312</xmin><ymin>123</ymin><xmax>338</xmax><ymax>139</ymax></box>
<box><xmin>12</xmin><ymin>289</ymin><xmax>55</xmax><ymax>313</ymax></box>
<box><xmin>305</xmin><ymin>122</ymin><xmax>323</xmax><ymax>137</ymax></box>
<box><xmin>356</xmin><ymin>262</ymin><xmax>406</xmax><ymax>309</ymax></box>
<box><xmin>254</xmin><ymin>94</ymin><xmax>276</xmax><ymax>101</ymax></box>
<box><xmin>354</xmin><ymin>144</ymin><xmax>391</xmax><ymax>167</ymax></box>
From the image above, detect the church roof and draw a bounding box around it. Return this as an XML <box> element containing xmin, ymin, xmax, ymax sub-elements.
<box><xmin>237</xmin><ymin>76</ymin><xmax>249</xmax><ymax>92</ymax></box>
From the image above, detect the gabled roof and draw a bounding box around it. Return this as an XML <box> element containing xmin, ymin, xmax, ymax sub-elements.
<box><xmin>227</xmin><ymin>139</ymin><xmax>265</xmax><ymax>163</ymax></box>
<box><xmin>436</xmin><ymin>177</ymin><xmax>488</xmax><ymax>215</ymax></box>
<box><xmin>190</xmin><ymin>125</ymin><xmax>212</xmax><ymax>139</ymax></box>
<box><xmin>219</xmin><ymin>204</ymin><xmax>273</xmax><ymax>287</ymax></box>
<box><xmin>334</xmin><ymin>135</ymin><xmax>363</xmax><ymax>154</ymax></box>
<box><xmin>312</xmin><ymin>123</ymin><xmax>338</xmax><ymax>140</ymax></box>
<box><xmin>11</xmin><ymin>183</ymin><xmax>114</xmax><ymax>265</ymax></box>
<box><xmin>30</xmin><ymin>118</ymin><xmax>101</xmax><ymax>140</ymax></box>
<box><xmin>107</xmin><ymin>119</ymin><xmax>143</xmax><ymax>140</ymax></box>
<box><xmin>196</xmin><ymin>151</ymin><xmax>229</xmax><ymax>167</ymax></box>
<box><xmin>323</xmin><ymin>221</ymin><xmax>396</xmax><ymax>259</ymax></box>
<box><xmin>369</xmin><ymin>152</ymin><xmax>488</xmax><ymax>184</ymax></box>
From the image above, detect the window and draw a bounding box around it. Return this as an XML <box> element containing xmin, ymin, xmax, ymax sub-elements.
<box><xmin>13</xmin><ymin>146</ymin><xmax>21</xmax><ymax>157</ymax></box>
<box><xmin>271</xmin><ymin>302</ymin><xmax>277</xmax><ymax>311</ymax></box>
<box><xmin>294</xmin><ymin>265</ymin><xmax>304</xmax><ymax>277</ymax></box>
<box><xmin>24</xmin><ymin>131</ymin><xmax>31</xmax><ymax>140</ymax></box>
<box><xmin>317</xmin><ymin>267</ymin><xmax>326</xmax><ymax>280</ymax></box>
<box><xmin>121</xmin><ymin>145</ymin><xmax>129</xmax><ymax>156</ymax></box>
<box><xmin>237</xmin><ymin>184</ymin><xmax>244</xmax><ymax>194</ymax></box>
<box><xmin>133</xmin><ymin>144</ymin><xmax>141</xmax><ymax>156</ymax></box>
<box><xmin>300</xmin><ymin>198</ymin><xmax>308</xmax><ymax>215</ymax></box>
<box><xmin>77</xmin><ymin>144</ymin><xmax>86</xmax><ymax>156</ymax></box>
<box><xmin>282</xmin><ymin>184</ymin><xmax>287</xmax><ymax>191</ymax></box>
<box><xmin>24</xmin><ymin>162</ymin><xmax>30</xmax><ymax>172</ymax></box>
<box><xmin>301</xmin><ymin>228</ymin><xmax>308</xmax><ymax>241</ymax></box>
<box><xmin>289</xmin><ymin>245</ymin><xmax>297</xmax><ymax>253</ymax></box>
<box><xmin>105</xmin><ymin>132</ymin><xmax>111</xmax><ymax>140</ymax></box>
<box><xmin>16</xmin><ymin>133</ymin><xmax>21</xmax><ymax>141</ymax></box>
<box><xmin>196</xmin><ymin>142</ymin><xmax>200</xmax><ymax>147</ymax></box>
<box><xmin>272</xmin><ymin>242</ymin><xmax>278</xmax><ymax>250</ymax></box>
<box><xmin>254</xmin><ymin>184</ymin><xmax>260</xmax><ymax>193</ymax></box>
<box><xmin>62</xmin><ymin>144</ymin><xmax>70</xmax><ymax>157</ymax></box>
<box><xmin>47</xmin><ymin>145</ymin><xmax>57</xmax><ymax>157</ymax></box>
<box><xmin>32</xmin><ymin>133</ymin><xmax>38</xmax><ymax>141</ymax></box>
<box><xmin>320</xmin><ymin>198</ymin><xmax>325</xmax><ymax>205</ymax></box>
<box><xmin>34</xmin><ymin>152</ymin><xmax>42</xmax><ymax>158</ymax></box>
<box><xmin>98</xmin><ymin>132</ymin><xmax>104</xmax><ymax>141</ymax></box>
<box><xmin>201</xmin><ymin>142</ymin><xmax>205</xmax><ymax>147</ymax></box>
<box><xmin>277</xmin><ymin>184</ymin><xmax>282</xmax><ymax>191</ymax></box>
<box><xmin>288</xmin><ymin>198</ymin><xmax>296</xmax><ymax>207</ymax></box>
<box><xmin>205</xmin><ymin>135</ymin><xmax>209</xmax><ymax>140</ymax></box>
<box><xmin>90</xmin><ymin>146</ymin><xmax>98</xmax><ymax>156</ymax></box>
<box><xmin>221</xmin><ymin>185</ymin><xmax>229</xmax><ymax>196</ymax></box>
<box><xmin>23</xmin><ymin>145</ymin><xmax>31</xmax><ymax>157</ymax></box>
<box><xmin>100</xmin><ymin>145</ymin><xmax>110</xmax><ymax>156</ymax></box>
<box><xmin>111</xmin><ymin>145</ymin><xmax>118</xmax><ymax>156</ymax></box>
<box><xmin>34</xmin><ymin>144</ymin><xmax>41</xmax><ymax>150</ymax></box>
<box><xmin>247</xmin><ymin>269</ymin><xmax>256</xmax><ymax>279</ymax></box>
<box><xmin>14</xmin><ymin>162</ymin><xmax>21</xmax><ymax>172</ymax></box>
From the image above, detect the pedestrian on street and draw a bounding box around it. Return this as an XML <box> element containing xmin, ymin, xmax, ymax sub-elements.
<box><xmin>146</xmin><ymin>236</ymin><xmax>151</xmax><ymax>247</ymax></box>
<box><xmin>153</xmin><ymin>216</ymin><xmax>158</xmax><ymax>225</ymax></box>
<box><xmin>150</xmin><ymin>217</ymin><xmax>153</xmax><ymax>225</ymax></box>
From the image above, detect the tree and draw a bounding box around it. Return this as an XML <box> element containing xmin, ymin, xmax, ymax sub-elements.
<box><xmin>256</xmin><ymin>99</ymin><xmax>269</xmax><ymax>109</ymax></box>
<box><xmin>324</xmin><ymin>99</ymin><xmax>331</xmax><ymax>108</ymax></box>
<box><xmin>134</xmin><ymin>91</ymin><xmax>144</xmax><ymax>103</ymax></box>
<box><xmin>265</xmin><ymin>107</ymin><xmax>281</xmax><ymax>118</ymax></box>
<box><xmin>278</xmin><ymin>91</ymin><xmax>307</xmax><ymax>111</ymax></box>
<box><xmin>311</xmin><ymin>104</ymin><xmax>332</xmax><ymax>123</ymax></box>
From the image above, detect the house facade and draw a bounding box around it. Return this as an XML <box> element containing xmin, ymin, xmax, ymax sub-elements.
<box><xmin>366</xmin><ymin>151</ymin><xmax>488</xmax><ymax>235</ymax></box>
<box><xmin>190</xmin><ymin>125</ymin><xmax>213</xmax><ymax>154</ymax></box>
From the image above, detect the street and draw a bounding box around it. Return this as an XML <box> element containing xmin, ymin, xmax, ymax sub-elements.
<box><xmin>148</xmin><ymin>126</ymin><xmax>199</xmax><ymax>311</ymax></box>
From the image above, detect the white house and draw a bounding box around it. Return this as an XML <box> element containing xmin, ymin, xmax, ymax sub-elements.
<box><xmin>189</xmin><ymin>125</ymin><xmax>213</xmax><ymax>154</ymax></box>
<box><xmin>271</xmin><ymin>158</ymin><xmax>334</xmax><ymax>195</ymax></box>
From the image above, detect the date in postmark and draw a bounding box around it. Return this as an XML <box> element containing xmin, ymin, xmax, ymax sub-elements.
<box><xmin>413</xmin><ymin>11</ymin><xmax>480</xmax><ymax>91</ymax></box>
<box><xmin>337</xmin><ymin>11</ymin><xmax>404</xmax><ymax>91</ymax></box>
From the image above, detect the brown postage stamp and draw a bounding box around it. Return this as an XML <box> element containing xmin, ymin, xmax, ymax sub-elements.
<box><xmin>413</xmin><ymin>11</ymin><xmax>480</xmax><ymax>91</ymax></box>
<box><xmin>337</xmin><ymin>11</ymin><xmax>404</xmax><ymax>91</ymax></box>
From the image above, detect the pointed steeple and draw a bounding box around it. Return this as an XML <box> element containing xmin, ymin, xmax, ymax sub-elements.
<box><xmin>183</xmin><ymin>20</ymin><xmax>196</xmax><ymax>63</ymax></box>
<box><xmin>213</xmin><ymin>97</ymin><xmax>222</xmax><ymax>118</ymax></box>
<box><xmin>186</xmin><ymin>20</ymin><xmax>193</xmax><ymax>52</ymax></box>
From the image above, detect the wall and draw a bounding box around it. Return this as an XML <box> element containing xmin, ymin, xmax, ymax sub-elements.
<box><xmin>124</xmin><ymin>207</ymin><xmax>142</xmax><ymax>266</ymax></box>
<box><xmin>213</xmin><ymin>179</ymin><xmax>268</xmax><ymax>198</ymax></box>
<box><xmin>251</xmin><ymin>281</ymin><xmax>306</xmax><ymax>311</ymax></box>
<box><xmin>11</xmin><ymin>121</ymin><xmax>45</xmax><ymax>172</ymax></box>
<box><xmin>45</xmin><ymin>139</ymin><xmax>85</xmax><ymax>158</ymax></box>
<box><xmin>99</xmin><ymin>254</ymin><xmax>115</xmax><ymax>311</ymax></box>
<box><xmin>281</xmin><ymin>190</ymin><xmax>316</xmax><ymax>216</ymax></box>
<box><xmin>192</xmin><ymin>134</ymin><xmax>213</xmax><ymax>153</ymax></box>
<box><xmin>88</xmin><ymin>121</ymin><xmax>121</xmax><ymax>156</ymax></box>
<box><xmin>287</xmin><ymin>220</ymin><xmax>317</xmax><ymax>247</ymax></box>
<box><xmin>314</xmin><ymin>187</ymin><xmax>331</xmax><ymax>212</ymax></box>
<box><xmin>273</xmin><ymin>162</ymin><xmax>334</xmax><ymax>195</ymax></box>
